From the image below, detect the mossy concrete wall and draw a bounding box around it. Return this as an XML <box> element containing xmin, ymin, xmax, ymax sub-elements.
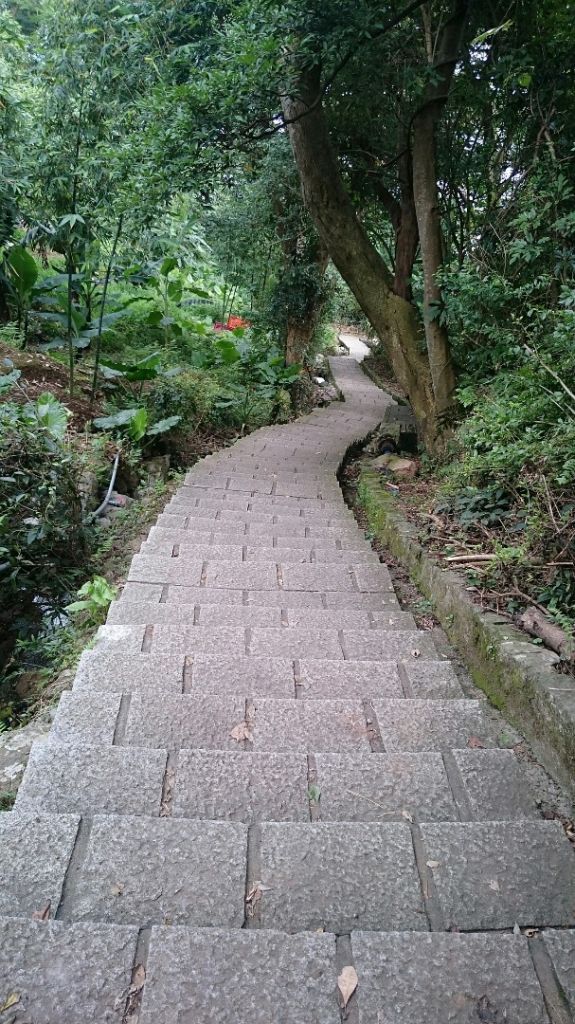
<box><xmin>359</xmin><ymin>469</ymin><xmax>575</xmax><ymax>795</ymax></box>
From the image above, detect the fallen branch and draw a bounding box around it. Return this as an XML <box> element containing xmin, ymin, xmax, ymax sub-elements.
<box><xmin>444</xmin><ymin>553</ymin><xmax>495</xmax><ymax>562</ymax></box>
<box><xmin>520</xmin><ymin>607</ymin><xmax>574</xmax><ymax>662</ymax></box>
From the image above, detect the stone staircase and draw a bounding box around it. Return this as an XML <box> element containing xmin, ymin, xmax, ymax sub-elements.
<box><xmin>1</xmin><ymin>357</ymin><xmax>574</xmax><ymax>1023</ymax></box>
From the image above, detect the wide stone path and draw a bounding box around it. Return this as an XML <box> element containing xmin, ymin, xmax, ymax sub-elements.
<box><xmin>2</xmin><ymin>358</ymin><xmax>575</xmax><ymax>1024</ymax></box>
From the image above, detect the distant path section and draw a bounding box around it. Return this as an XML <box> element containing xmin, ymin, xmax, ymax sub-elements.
<box><xmin>338</xmin><ymin>330</ymin><xmax>370</xmax><ymax>361</ymax></box>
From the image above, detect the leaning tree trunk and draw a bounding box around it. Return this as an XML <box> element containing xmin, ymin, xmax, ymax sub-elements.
<box><xmin>411</xmin><ymin>0</ymin><xmax>470</xmax><ymax>418</ymax></box>
<box><xmin>282</xmin><ymin>69</ymin><xmax>436</xmax><ymax>444</ymax></box>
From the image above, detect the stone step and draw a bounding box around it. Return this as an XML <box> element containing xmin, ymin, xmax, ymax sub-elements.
<box><xmin>72</xmin><ymin>649</ymin><xmax>458</xmax><ymax>700</ymax></box>
<box><xmin>138</xmin><ymin>539</ymin><xmax>380</xmax><ymax>564</ymax></box>
<box><xmin>118</xmin><ymin>582</ymin><xmax>402</xmax><ymax>609</ymax></box>
<box><xmin>106</xmin><ymin>599</ymin><xmax>415</xmax><ymax>631</ymax></box>
<box><xmin>146</xmin><ymin>523</ymin><xmax>370</xmax><ymax>546</ymax></box>
<box><xmin>50</xmin><ymin>691</ymin><xmax>506</xmax><ymax>753</ymax></box>
<box><xmin>11</xmin><ymin>741</ymin><xmax>540</xmax><ymax>825</ymax></box>
<box><xmin>90</xmin><ymin>622</ymin><xmax>433</xmax><ymax>662</ymax></box>
<box><xmin>127</xmin><ymin>554</ymin><xmax>393</xmax><ymax>590</ymax></box>
<box><xmin>5</xmin><ymin>815</ymin><xmax>570</xmax><ymax>936</ymax></box>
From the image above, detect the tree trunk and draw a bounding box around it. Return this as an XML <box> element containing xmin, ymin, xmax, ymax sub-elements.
<box><xmin>282</xmin><ymin>69</ymin><xmax>436</xmax><ymax>443</ymax></box>
<box><xmin>411</xmin><ymin>1</ymin><xmax>469</xmax><ymax>417</ymax></box>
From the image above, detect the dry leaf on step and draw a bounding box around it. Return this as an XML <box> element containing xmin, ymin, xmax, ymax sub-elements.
<box><xmin>337</xmin><ymin>966</ymin><xmax>358</xmax><ymax>1009</ymax></box>
<box><xmin>411</xmin><ymin>649</ymin><xmax>421</xmax><ymax>658</ymax></box>
<box><xmin>129</xmin><ymin>964</ymin><xmax>146</xmax><ymax>995</ymax></box>
<box><xmin>488</xmin><ymin>879</ymin><xmax>500</xmax><ymax>891</ymax></box>
<box><xmin>0</xmin><ymin>993</ymin><xmax>20</xmax><ymax>1013</ymax></box>
<box><xmin>230</xmin><ymin>721</ymin><xmax>253</xmax><ymax>743</ymax></box>
<box><xmin>32</xmin><ymin>900</ymin><xmax>51</xmax><ymax>921</ymax></box>
<box><xmin>467</xmin><ymin>735</ymin><xmax>485</xmax><ymax>748</ymax></box>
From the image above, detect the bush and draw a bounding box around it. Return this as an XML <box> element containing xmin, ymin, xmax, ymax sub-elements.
<box><xmin>0</xmin><ymin>393</ymin><xmax>90</xmax><ymax>672</ymax></box>
<box><xmin>146</xmin><ymin>369</ymin><xmax>222</xmax><ymax>431</ymax></box>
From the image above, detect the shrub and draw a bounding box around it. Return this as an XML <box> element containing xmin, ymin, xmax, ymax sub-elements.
<box><xmin>0</xmin><ymin>392</ymin><xmax>90</xmax><ymax>672</ymax></box>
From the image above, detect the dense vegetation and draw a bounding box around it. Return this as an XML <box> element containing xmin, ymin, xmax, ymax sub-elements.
<box><xmin>0</xmin><ymin>0</ymin><xmax>573</xmax><ymax>701</ymax></box>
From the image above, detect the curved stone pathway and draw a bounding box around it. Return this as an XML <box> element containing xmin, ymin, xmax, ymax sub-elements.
<box><xmin>2</xmin><ymin>358</ymin><xmax>575</xmax><ymax>1023</ymax></box>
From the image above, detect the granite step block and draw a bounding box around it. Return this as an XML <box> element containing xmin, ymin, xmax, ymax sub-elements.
<box><xmin>172</xmin><ymin>750</ymin><xmax>309</xmax><ymax>822</ymax></box>
<box><xmin>49</xmin><ymin>690</ymin><xmax>121</xmax><ymax>745</ymax></box>
<box><xmin>0</xmin><ymin>917</ymin><xmax>138</xmax><ymax>1024</ymax></box>
<box><xmin>0</xmin><ymin>812</ymin><xmax>79</xmax><ymax>917</ymax></box>
<box><xmin>14</xmin><ymin>742</ymin><xmax>167</xmax><ymax>816</ymax></box>
<box><xmin>249</xmin><ymin>627</ymin><xmax>343</xmax><ymax>660</ymax></box>
<box><xmin>401</xmin><ymin>659</ymin><xmax>464</xmax><ymax>698</ymax></box>
<box><xmin>452</xmin><ymin>748</ymin><xmax>539</xmax><ymax>819</ymax></box>
<box><xmin>315</xmin><ymin>752</ymin><xmax>458</xmax><ymax>823</ymax></box>
<box><xmin>298</xmin><ymin>658</ymin><xmax>404</xmax><ymax>699</ymax></box>
<box><xmin>140</xmin><ymin>928</ymin><xmax>339</xmax><ymax>1024</ymax></box>
<box><xmin>341</xmin><ymin>629</ymin><xmax>437</xmax><ymax>660</ymax></box>
<box><xmin>421</xmin><ymin>820</ymin><xmax>575</xmax><ymax>929</ymax></box>
<box><xmin>373</xmin><ymin>699</ymin><xmax>505</xmax><ymax>751</ymax></box>
<box><xmin>70</xmin><ymin>817</ymin><xmax>247</xmax><ymax>928</ymax></box>
<box><xmin>190</xmin><ymin>654</ymin><xmax>295</xmax><ymax>697</ymax></box>
<box><xmin>351</xmin><ymin>931</ymin><xmax>548</xmax><ymax>1024</ymax></box>
<box><xmin>257</xmin><ymin>822</ymin><xmax>426</xmax><ymax>932</ymax></box>
<box><xmin>73</xmin><ymin>651</ymin><xmax>184</xmax><ymax>694</ymax></box>
<box><xmin>250</xmin><ymin>698</ymin><xmax>371</xmax><ymax>753</ymax></box>
<box><xmin>123</xmin><ymin>693</ymin><xmax>247</xmax><ymax>749</ymax></box>
<box><xmin>107</xmin><ymin>600</ymin><xmax>281</xmax><ymax>628</ymax></box>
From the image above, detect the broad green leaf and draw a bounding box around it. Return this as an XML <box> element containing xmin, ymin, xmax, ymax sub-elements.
<box><xmin>147</xmin><ymin>415</ymin><xmax>181</xmax><ymax>436</ymax></box>
<box><xmin>7</xmin><ymin>246</ymin><xmax>38</xmax><ymax>295</ymax></box>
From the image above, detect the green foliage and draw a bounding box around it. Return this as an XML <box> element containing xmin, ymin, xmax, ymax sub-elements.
<box><xmin>65</xmin><ymin>574</ymin><xmax>116</xmax><ymax>625</ymax></box>
<box><xmin>0</xmin><ymin>391</ymin><xmax>90</xmax><ymax>671</ymax></box>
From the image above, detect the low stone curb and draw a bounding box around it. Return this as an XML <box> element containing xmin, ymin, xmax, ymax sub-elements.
<box><xmin>357</xmin><ymin>469</ymin><xmax>575</xmax><ymax>794</ymax></box>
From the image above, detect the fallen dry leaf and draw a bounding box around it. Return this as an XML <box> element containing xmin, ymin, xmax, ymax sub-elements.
<box><xmin>111</xmin><ymin>882</ymin><xmax>125</xmax><ymax>897</ymax></box>
<box><xmin>401</xmin><ymin>808</ymin><xmax>414</xmax><ymax>823</ymax></box>
<box><xmin>488</xmin><ymin>879</ymin><xmax>500</xmax><ymax>892</ymax></box>
<box><xmin>337</xmin><ymin>966</ymin><xmax>358</xmax><ymax>1009</ymax></box>
<box><xmin>230</xmin><ymin>721</ymin><xmax>253</xmax><ymax>743</ymax></box>
<box><xmin>467</xmin><ymin>735</ymin><xmax>485</xmax><ymax>748</ymax></box>
<box><xmin>245</xmin><ymin>880</ymin><xmax>268</xmax><ymax>917</ymax></box>
<box><xmin>129</xmin><ymin>964</ymin><xmax>146</xmax><ymax>995</ymax></box>
<box><xmin>426</xmin><ymin>860</ymin><xmax>440</xmax><ymax>870</ymax></box>
<box><xmin>0</xmin><ymin>993</ymin><xmax>20</xmax><ymax>1013</ymax></box>
<box><xmin>411</xmin><ymin>649</ymin><xmax>421</xmax><ymax>658</ymax></box>
<box><xmin>32</xmin><ymin>901</ymin><xmax>51</xmax><ymax>921</ymax></box>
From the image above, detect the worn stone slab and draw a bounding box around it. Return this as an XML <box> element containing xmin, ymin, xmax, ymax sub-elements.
<box><xmin>258</xmin><ymin>822</ymin><xmax>425</xmax><ymax>932</ymax></box>
<box><xmin>94</xmin><ymin>623</ymin><xmax>146</xmax><ymax>654</ymax></box>
<box><xmin>0</xmin><ymin>812</ymin><xmax>79</xmax><ymax>916</ymax></box>
<box><xmin>196</xmin><ymin>604</ymin><xmax>282</xmax><ymax>627</ymax></box>
<box><xmin>421</xmin><ymin>821</ymin><xmax>575</xmax><ymax>929</ymax></box>
<box><xmin>15</xmin><ymin>742</ymin><xmax>167</xmax><ymax>815</ymax></box>
<box><xmin>140</xmin><ymin>928</ymin><xmax>339</xmax><ymax>1024</ymax></box>
<box><xmin>245</xmin><ymin>545</ymin><xmax>378</xmax><ymax>564</ymax></box>
<box><xmin>147</xmin><ymin>625</ymin><xmax>246</xmax><ymax>658</ymax></box>
<box><xmin>374</xmin><ymin>699</ymin><xmax>500</xmax><ymax>751</ymax></box>
<box><xmin>542</xmin><ymin>930</ymin><xmax>575</xmax><ymax>1016</ymax></box>
<box><xmin>204</xmin><ymin>561</ymin><xmax>278</xmax><ymax>589</ymax></box>
<box><xmin>164</xmin><ymin>586</ymin><xmax>244</xmax><ymax>605</ymax></box>
<box><xmin>401</xmin><ymin>659</ymin><xmax>464</xmax><ymax>698</ymax></box>
<box><xmin>173</xmin><ymin>750</ymin><xmax>309</xmax><ymax>822</ymax></box>
<box><xmin>352</xmin><ymin>566</ymin><xmax>395</xmax><ymax>592</ymax></box>
<box><xmin>453</xmin><ymin>749</ymin><xmax>538</xmax><ymax>819</ymax></box>
<box><xmin>107</xmin><ymin>601</ymin><xmax>197</xmax><ymax>625</ymax></box>
<box><xmin>123</xmin><ymin>694</ymin><xmax>246</xmax><ymax>749</ymax></box>
<box><xmin>251</xmin><ymin>698</ymin><xmax>370</xmax><ymax>753</ymax></box>
<box><xmin>325</xmin><ymin>591</ymin><xmax>400</xmax><ymax>609</ymax></box>
<box><xmin>316</xmin><ymin>752</ymin><xmax>457</xmax><ymax>822</ymax></box>
<box><xmin>298</xmin><ymin>659</ymin><xmax>403</xmax><ymax>699</ymax></box>
<box><xmin>286</xmin><ymin>608</ymin><xmax>368</xmax><ymax>630</ymax></box>
<box><xmin>351</xmin><ymin>931</ymin><xmax>548</xmax><ymax>1024</ymax></box>
<box><xmin>245</xmin><ymin>590</ymin><xmax>324</xmax><ymax>608</ymax></box>
<box><xmin>72</xmin><ymin>817</ymin><xmax>247</xmax><ymax>927</ymax></box>
<box><xmin>341</xmin><ymin>629</ymin><xmax>437</xmax><ymax>660</ymax></box>
<box><xmin>73</xmin><ymin>651</ymin><xmax>184</xmax><ymax>694</ymax></box>
<box><xmin>128</xmin><ymin>557</ymin><xmax>204</xmax><ymax>585</ymax></box>
<box><xmin>191</xmin><ymin>655</ymin><xmax>294</xmax><ymax>697</ymax></box>
<box><xmin>50</xmin><ymin>690</ymin><xmax>120</xmax><ymax>744</ymax></box>
<box><xmin>0</xmin><ymin>918</ymin><xmax>138</xmax><ymax>1023</ymax></box>
<box><xmin>143</xmin><ymin>541</ymin><xmax>246</xmax><ymax>562</ymax></box>
<box><xmin>249</xmin><ymin>627</ymin><xmax>342</xmax><ymax>660</ymax></box>
<box><xmin>119</xmin><ymin>582</ymin><xmax>163</xmax><ymax>602</ymax></box>
<box><xmin>281</xmin><ymin>564</ymin><xmax>356</xmax><ymax>591</ymax></box>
